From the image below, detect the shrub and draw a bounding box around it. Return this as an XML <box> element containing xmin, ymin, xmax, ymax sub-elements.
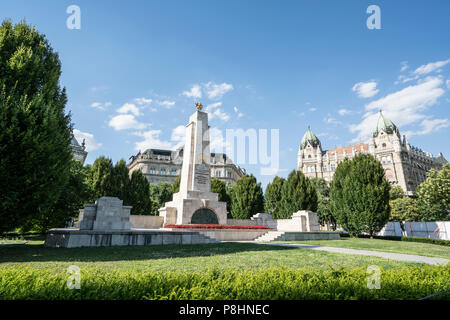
<box><xmin>339</xmin><ymin>233</ymin><xmax>450</xmax><ymax>247</ymax></box>
<box><xmin>0</xmin><ymin>265</ymin><xmax>448</xmax><ymax>300</ymax></box>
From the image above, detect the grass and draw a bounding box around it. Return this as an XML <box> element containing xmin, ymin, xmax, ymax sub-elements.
<box><xmin>272</xmin><ymin>238</ymin><xmax>450</xmax><ymax>259</ymax></box>
<box><xmin>0</xmin><ymin>236</ymin><xmax>424</xmax><ymax>273</ymax></box>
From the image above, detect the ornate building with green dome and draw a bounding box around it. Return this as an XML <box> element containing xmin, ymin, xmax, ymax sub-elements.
<box><xmin>297</xmin><ymin>111</ymin><xmax>447</xmax><ymax>195</ymax></box>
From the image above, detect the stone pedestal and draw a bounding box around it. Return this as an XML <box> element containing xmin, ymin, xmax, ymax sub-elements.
<box><xmin>159</xmin><ymin>108</ymin><xmax>227</xmax><ymax>225</ymax></box>
<box><xmin>292</xmin><ymin>210</ymin><xmax>320</xmax><ymax>232</ymax></box>
<box><xmin>79</xmin><ymin>197</ymin><xmax>131</xmax><ymax>231</ymax></box>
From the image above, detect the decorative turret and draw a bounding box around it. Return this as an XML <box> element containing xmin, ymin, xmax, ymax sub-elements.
<box><xmin>372</xmin><ymin>110</ymin><xmax>400</xmax><ymax>138</ymax></box>
<box><xmin>300</xmin><ymin>126</ymin><xmax>321</xmax><ymax>150</ymax></box>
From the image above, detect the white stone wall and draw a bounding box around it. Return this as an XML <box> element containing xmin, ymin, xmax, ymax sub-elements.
<box><xmin>129</xmin><ymin>215</ymin><xmax>164</xmax><ymax>229</ymax></box>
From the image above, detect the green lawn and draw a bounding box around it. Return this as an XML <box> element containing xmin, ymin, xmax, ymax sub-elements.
<box><xmin>0</xmin><ymin>236</ymin><xmax>423</xmax><ymax>273</ymax></box>
<box><xmin>272</xmin><ymin>238</ymin><xmax>450</xmax><ymax>259</ymax></box>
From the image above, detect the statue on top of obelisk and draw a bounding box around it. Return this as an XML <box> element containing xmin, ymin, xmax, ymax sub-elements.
<box><xmin>158</xmin><ymin>102</ymin><xmax>228</xmax><ymax>226</ymax></box>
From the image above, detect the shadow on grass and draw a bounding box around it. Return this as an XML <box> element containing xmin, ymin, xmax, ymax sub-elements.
<box><xmin>0</xmin><ymin>237</ymin><xmax>298</xmax><ymax>264</ymax></box>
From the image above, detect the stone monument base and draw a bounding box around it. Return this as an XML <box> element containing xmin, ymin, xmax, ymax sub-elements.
<box><xmin>44</xmin><ymin>228</ymin><xmax>219</xmax><ymax>248</ymax></box>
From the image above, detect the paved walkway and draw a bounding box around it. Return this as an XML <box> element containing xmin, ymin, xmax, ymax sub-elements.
<box><xmin>249</xmin><ymin>242</ymin><xmax>450</xmax><ymax>265</ymax></box>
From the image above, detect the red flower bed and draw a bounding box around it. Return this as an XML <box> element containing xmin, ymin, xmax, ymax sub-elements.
<box><xmin>164</xmin><ymin>224</ymin><xmax>272</xmax><ymax>230</ymax></box>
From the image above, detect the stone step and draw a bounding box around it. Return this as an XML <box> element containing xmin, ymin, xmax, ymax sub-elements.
<box><xmin>254</xmin><ymin>231</ymin><xmax>285</xmax><ymax>242</ymax></box>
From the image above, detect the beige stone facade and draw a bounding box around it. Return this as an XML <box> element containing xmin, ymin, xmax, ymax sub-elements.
<box><xmin>298</xmin><ymin>111</ymin><xmax>447</xmax><ymax>195</ymax></box>
<box><xmin>128</xmin><ymin>147</ymin><xmax>246</xmax><ymax>185</ymax></box>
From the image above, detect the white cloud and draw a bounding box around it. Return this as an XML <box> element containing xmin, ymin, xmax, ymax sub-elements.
<box><xmin>446</xmin><ymin>79</ymin><xmax>450</xmax><ymax>89</ymax></box>
<box><xmin>109</xmin><ymin>114</ymin><xmax>147</xmax><ymax>131</ymax></box>
<box><xmin>404</xmin><ymin>118</ymin><xmax>450</xmax><ymax>137</ymax></box>
<box><xmin>324</xmin><ymin>116</ymin><xmax>339</xmax><ymax>124</ymax></box>
<box><xmin>338</xmin><ymin>108</ymin><xmax>351</xmax><ymax>116</ymax></box>
<box><xmin>209</xmin><ymin>127</ymin><xmax>230</xmax><ymax>153</ymax></box>
<box><xmin>233</xmin><ymin>106</ymin><xmax>244</xmax><ymax>118</ymax></box>
<box><xmin>350</xmin><ymin>76</ymin><xmax>446</xmax><ymax>142</ymax></box>
<box><xmin>170</xmin><ymin>125</ymin><xmax>186</xmax><ymax>149</ymax></box>
<box><xmin>157</xmin><ymin>100</ymin><xmax>176</xmax><ymax>108</ymax></box>
<box><xmin>91</xmin><ymin>101</ymin><xmax>112</xmax><ymax>110</ymax></box>
<box><xmin>352</xmin><ymin>81</ymin><xmax>379</xmax><ymax>98</ymax></box>
<box><xmin>73</xmin><ymin>129</ymin><xmax>102</xmax><ymax>152</ymax></box>
<box><xmin>183</xmin><ymin>84</ymin><xmax>202</xmax><ymax>99</ymax></box>
<box><xmin>134</xmin><ymin>97</ymin><xmax>152</xmax><ymax>105</ymax></box>
<box><xmin>117</xmin><ymin>103</ymin><xmax>142</xmax><ymax>116</ymax></box>
<box><xmin>413</xmin><ymin>59</ymin><xmax>450</xmax><ymax>75</ymax></box>
<box><xmin>400</xmin><ymin>61</ymin><xmax>409</xmax><ymax>72</ymax></box>
<box><xmin>206</xmin><ymin>102</ymin><xmax>230</xmax><ymax>122</ymax></box>
<box><xmin>133</xmin><ymin>130</ymin><xmax>174</xmax><ymax>151</ymax></box>
<box><xmin>204</xmin><ymin>82</ymin><xmax>233</xmax><ymax>100</ymax></box>
<box><xmin>309</xmin><ymin>107</ymin><xmax>317</xmax><ymax>112</ymax></box>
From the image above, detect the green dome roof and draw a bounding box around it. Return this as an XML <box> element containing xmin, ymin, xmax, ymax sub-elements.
<box><xmin>300</xmin><ymin>126</ymin><xmax>321</xmax><ymax>150</ymax></box>
<box><xmin>372</xmin><ymin>110</ymin><xmax>399</xmax><ymax>138</ymax></box>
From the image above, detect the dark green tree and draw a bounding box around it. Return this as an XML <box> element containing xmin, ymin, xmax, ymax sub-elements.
<box><xmin>225</xmin><ymin>184</ymin><xmax>235</xmax><ymax>215</ymax></box>
<box><xmin>112</xmin><ymin>160</ymin><xmax>131</xmax><ymax>204</ymax></box>
<box><xmin>330</xmin><ymin>154</ymin><xmax>391</xmax><ymax>237</ymax></box>
<box><xmin>211</xmin><ymin>178</ymin><xmax>230</xmax><ymax>204</ymax></box>
<box><xmin>264</xmin><ymin>176</ymin><xmax>286</xmax><ymax>218</ymax></box>
<box><xmin>279</xmin><ymin>170</ymin><xmax>318</xmax><ymax>218</ymax></box>
<box><xmin>21</xmin><ymin>159</ymin><xmax>90</xmax><ymax>233</ymax></box>
<box><xmin>90</xmin><ymin>156</ymin><xmax>115</xmax><ymax>200</ymax></box>
<box><xmin>0</xmin><ymin>20</ymin><xmax>73</xmax><ymax>234</ymax></box>
<box><xmin>230</xmin><ymin>175</ymin><xmax>264</xmax><ymax>219</ymax></box>
<box><xmin>310</xmin><ymin>178</ymin><xmax>336</xmax><ymax>230</ymax></box>
<box><xmin>128</xmin><ymin>170</ymin><xmax>152</xmax><ymax>215</ymax></box>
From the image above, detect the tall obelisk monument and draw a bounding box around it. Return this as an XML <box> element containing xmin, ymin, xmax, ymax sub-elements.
<box><xmin>159</xmin><ymin>102</ymin><xmax>227</xmax><ymax>225</ymax></box>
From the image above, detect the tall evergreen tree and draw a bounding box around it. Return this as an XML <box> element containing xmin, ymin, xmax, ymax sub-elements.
<box><xmin>264</xmin><ymin>176</ymin><xmax>286</xmax><ymax>218</ymax></box>
<box><xmin>211</xmin><ymin>178</ymin><xmax>230</xmax><ymax>204</ymax></box>
<box><xmin>128</xmin><ymin>170</ymin><xmax>152</xmax><ymax>215</ymax></box>
<box><xmin>230</xmin><ymin>175</ymin><xmax>264</xmax><ymax>219</ymax></box>
<box><xmin>279</xmin><ymin>170</ymin><xmax>318</xmax><ymax>218</ymax></box>
<box><xmin>330</xmin><ymin>154</ymin><xmax>391</xmax><ymax>237</ymax></box>
<box><xmin>0</xmin><ymin>20</ymin><xmax>72</xmax><ymax>234</ymax></box>
<box><xmin>90</xmin><ymin>156</ymin><xmax>115</xmax><ymax>199</ymax></box>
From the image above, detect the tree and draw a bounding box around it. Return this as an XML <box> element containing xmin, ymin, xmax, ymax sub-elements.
<box><xmin>112</xmin><ymin>160</ymin><xmax>131</xmax><ymax>204</ymax></box>
<box><xmin>309</xmin><ymin>178</ymin><xmax>336</xmax><ymax>230</ymax></box>
<box><xmin>0</xmin><ymin>20</ymin><xmax>73</xmax><ymax>234</ymax></box>
<box><xmin>279</xmin><ymin>170</ymin><xmax>318</xmax><ymax>218</ymax></box>
<box><xmin>309</xmin><ymin>177</ymin><xmax>330</xmax><ymax>198</ymax></box>
<box><xmin>171</xmin><ymin>176</ymin><xmax>181</xmax><ymax>194</ymax></box>
<box><xmin>128</xmin><ymin>170</ymin><xmax>152</xmax><ymax>215</ymax></box>
<box><xmin>21</xmin><ymin>159</ymin><xmax>91</xmax><ymax>233</ymax></box>
<box><xmin>330</xmin><ymin>154</ymin><xmax>391</xmax><ymax>237</ymax></box>
<box><xmin>211</xmin><ymin>178</ymin><xmax>230</xmax><ymax>205</ymax></box>
<box><xmin>416</xmin><ymin>164</ymin><xmax>450</xmax><ymax>221</ymax></box>
<box><xmin>149</xmin><ymin>182</ymin><xmax>174</xmax><ymax>215</ymax></box>
<box><xmin>90</xmin><ymin>156</ymin><xmax>115</xmax><ymax>200</ymax></box>
<box><xmin>264</xmin><ymin>176</ymin><xmax>286</xmax><ymax>218</ymax></box>
<box><xmin>225</xmin><ymin>184</ymin><xmax>235</xmax><ymax>215</ymax></box>
<box><xmin>230</xmin><ymin>175</ymin><xmax>264</xmax><ymax>219</ymax></box>
<box><xmin>389</xmin><ymin>197</ymin><xmax>420</xmax><ymax>222</ymax></box>
<box><xmin>389</xmin><ymin>186</ymin><xmax>404</xmax><ymax>200</ymax></box>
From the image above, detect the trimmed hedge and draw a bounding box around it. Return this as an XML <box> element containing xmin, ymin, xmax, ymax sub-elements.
<box><xmin>0</xmin><ymin>265</ymin><xmax>449</xmax><ymax>300</ymax></box>
<box><xmin>339</xmin><ymin>233</ymin><xmax>450</xmax><ymax>247</ymax></box>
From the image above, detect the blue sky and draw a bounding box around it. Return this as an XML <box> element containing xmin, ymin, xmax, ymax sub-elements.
<box><xmin>1</xmin><ymin>0</ymin><xmax>449</xmax><ymax>188</ymax></box>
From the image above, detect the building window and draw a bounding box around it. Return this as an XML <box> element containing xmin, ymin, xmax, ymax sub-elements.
<box><xmin>308</xmin><ymin>166</ymin><xmax>315</xmax><ymax>173</ymax></box>
<box><xmin>322</xmin><ymin>166</ymin><xmax>327</xmax><ymax>172</ymax></box>
<box><xmin>227</xmin><ymin>171</ymin><xmax>232</xmax><ymax>178</ymax></box>
<box><xmin>308</xmin><ymin>155</ymin><xmax>311</xmax><ymax>159</ymax></box>
<box><xmin>331</xmin><ymin>164</ymin><xmax>336</xmax><ymax>171</ymax></box>
<box><xmin>382</xmin><ymin>143</ymin><xmax>386</xmax><ymax>148</ymax></box>
<box><xmin>149</xmin><ymin>168</ymin><xmax>156</xmax><ymax>174</ymax></box>
<box><xmin>216</xmin><ymin>171</ymin><xmax>221</xmax><ymax>177</ymax></box>
<box><xmin>387</xmin><ymin>156</ymin><xmax>392</xmax><ymax>164</ymax></box>
<box><xmin>160</xmin><ymin>168</ymin><xmax>166</xmax><ymax>175</ymax></box>
<box><xmin>382</xmin><ymin>157</ymin><xmax>386</xmax><ymax>164</ymax></box>
<box><xmin>171</xmin><ymin>169</ymin><xmax>177</xmax><ymax>175</ymax></box>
